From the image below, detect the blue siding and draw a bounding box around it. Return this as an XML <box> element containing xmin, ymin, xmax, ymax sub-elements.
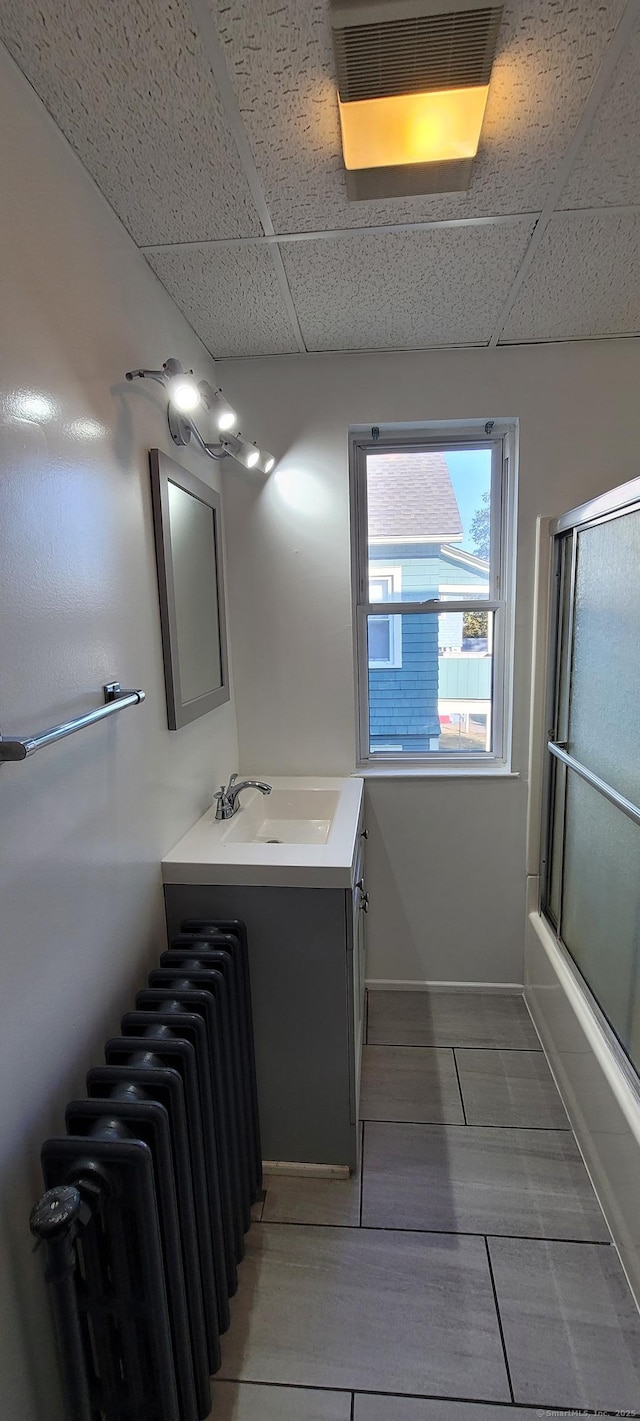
<box><xmin>368</xmin><ymin>545</ymin><xmax>489</xmax><ymax>749</ymax></box>
<box><xmin>370</xmin><ymin>614</ymin><xmax>440</xmax><ymax>747</ymax></box>
<box><xmin>372</xmin><ymin>546</ymin><xmax>486</xmax><ymax>594</ymax></box>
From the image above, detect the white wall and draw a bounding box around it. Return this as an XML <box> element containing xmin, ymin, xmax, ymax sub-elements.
<box><xmin>0</xmin><ymin>45</ymin><xmax>239</xmax><ymax>1420</ymax></box>
<box><xmin>219</xmin><ymin>338</ymin><xmax>640</xmax><ymax>985</ymax></box>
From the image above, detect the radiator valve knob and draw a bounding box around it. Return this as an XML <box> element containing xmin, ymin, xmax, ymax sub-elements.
<box><xmin>30</xmin><ymin>1186</ymin><xmax>83</xmax><ymax>1241</ymax></box>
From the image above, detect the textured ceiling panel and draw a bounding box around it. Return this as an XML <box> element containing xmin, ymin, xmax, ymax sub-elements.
<box><xmin>212</xmin><ymin>0</ymin><xmax>625</xmax><ymax>233</ymax></box>
<box><xmin>0</xmin><ymin>0</ymin><xmax>261</xmax><ymax>244</ymax></box>
<box><xmin>280</xmin><ymin>220</ymin><xmax>535</xmax><ymax>350</ymax></box>
<box><xmin>500</xmin><ymin>212</ymin><xmax>640</xmax><ymax>343</ymax></box>
<box><xmin>560</xmin><ymin>12</ymin><xmax>640</xmax><ymax>209</ymax></box>
<box><xmin>146</xmin><ymin>245</ymin><xmax>300</xmax><ymax>356</ymax></box>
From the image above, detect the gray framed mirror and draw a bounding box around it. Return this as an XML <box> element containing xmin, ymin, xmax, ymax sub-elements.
<box><xmin>149</xmin><ymin>449</ymin><xmax>230</xmax><ymax>729</ymax></box>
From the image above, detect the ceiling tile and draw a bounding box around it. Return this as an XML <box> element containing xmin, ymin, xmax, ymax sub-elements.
<box><xmin>560</xmin><ymin>11</ymin><xmax>640</xmax><ymax>209</ymax></box>
<box><xmin>0</xmin><ymin>0</ymin><xmax>261</xmax><ymax>244</ymax></box>
<box><xmin>500</xmin><ymin>212</ymin><xmax>640</xmax><ymax>343</ymax></box>
<box><xmin>146</xmin><ymin>245</ymin><xmax>300</xmax><ymax>356</ymax></box>
<box><xmin>279</xmin><ymin>221</ymin><xmax>535</xmax><ymax>351</ymax></box>
<box><xmin>212</xmin><ymin>0</ymin><xmax>625</xmax><ymax>232</ymax></box>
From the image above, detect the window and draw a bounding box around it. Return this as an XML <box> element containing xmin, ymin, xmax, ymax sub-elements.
<box><xmin>350</xmin><ymin>424</ymin><xmax>516</xmax><ymax>766</ymax></box>
<box><xmin>368</xmin><ymin>567</ymin><xmax>402</xmax><ymax>668</ymax></box>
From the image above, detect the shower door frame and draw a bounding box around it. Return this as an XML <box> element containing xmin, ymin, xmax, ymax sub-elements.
<box><xmin>541</xmin><ymin>473</ymin><xmax>640</xmax><ymax>1084</ymax></box>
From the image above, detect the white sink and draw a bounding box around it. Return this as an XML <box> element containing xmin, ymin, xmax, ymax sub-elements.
<box><xmin>224</xmin><ymin>788</ymin><xmax>339</xmax><ymax>845</ymax></box>
<box><xmin>162</xmin><ymin>776</ymin><xmax>364</xmax><ymax>888</ymax></box>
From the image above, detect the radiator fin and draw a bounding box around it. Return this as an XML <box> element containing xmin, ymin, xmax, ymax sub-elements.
<box><xmin>33</xmin><ymin>917</ymin><xmax>260</xmax><ymax>1421</ymax></box>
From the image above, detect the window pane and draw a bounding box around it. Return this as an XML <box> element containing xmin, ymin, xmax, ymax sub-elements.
<box><xmin>366</xmin><ymin>448</ymin><xmax>492</xmax><ymax>605</ymax></box>
<box><xmin>367</xmin><ymin>612</ymin><xmax>493</xmax><ymax>754</ymax></box>
<box><xmin>368</xmin><ymin>618</ymin><xmax>391</xmax><ymax>662</ymax></box>
<box><xmin>546</xmin><ymin>757</ymin><xmax>566</xmax><ymax>928</ymax></box>
<box><xmin>562</xmin><ymin>769</ymin><xmax>640</xmax><ymax>1062</ymax></box>
<box><xmin>569</xmin><ymin>508</ymin><xmax>640</xmax><ymax>804</ymax></box>
<box><xmin>555</xmin><ymin>532</ymin><xmax>573</xmax><ymax>740</ymax></box>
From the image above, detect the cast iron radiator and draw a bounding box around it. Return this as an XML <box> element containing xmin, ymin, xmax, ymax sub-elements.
<box><xmin>30</xmin><ymin>920</ymin><xmax>262</xmax><ymax>1421</ymax></box>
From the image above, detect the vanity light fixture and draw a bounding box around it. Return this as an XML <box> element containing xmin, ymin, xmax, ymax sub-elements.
<box><xmin>169</xmin><ymin>371</ymin><xmax>201</xmax><ymax>413</ymax></box>
<box><xmin>223</xmin><ymin>435</ymin><xmax>261</xmax><ymax>469</ymax></box>
<box><xmin>206</xmin><ymin>388</ymin><xmax>237</xmax><ymax>432</ymax></box>
<box><xmin>125</xmin><ymin>357</ymin><xmax>275</xmax><ymax>473</ymax></box>
<box><xmin>217</xmin><ymin>435</ymin><xmax>276</xmax><ymax>474</ymax></box>
<box><xmin>125</xmin><ymin>358</ymin><xmax>202</xmax><ymax>410</ymax></box>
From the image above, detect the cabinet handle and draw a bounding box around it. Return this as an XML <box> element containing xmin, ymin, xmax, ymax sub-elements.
<box><xmin>360</xmin><ymin>892</ymin><xmax>369</xmax><ymax>913</ymax></box>
<box><xmin>360</xmin><ymin>828</ymin><xmax>369</xmax><ymax>839</ymax></box>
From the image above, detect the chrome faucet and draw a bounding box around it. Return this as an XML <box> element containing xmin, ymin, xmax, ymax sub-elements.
<box><xmin>214</xmin><ymin>772</ymin><xmax>272</xmax><ymax>821</ymax></box>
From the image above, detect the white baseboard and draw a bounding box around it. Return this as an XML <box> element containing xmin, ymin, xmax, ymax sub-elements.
<box><xmin>365</xmin><ymin>978</ymin><xmax>524</xmax><ymax>994</ymax></box>
<box><xmin>262</xmin><ymin>1161</ymin><xmax>350</xmax><ymax>1179</ymax></box>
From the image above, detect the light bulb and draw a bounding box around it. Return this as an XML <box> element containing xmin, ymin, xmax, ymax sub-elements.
<box><xmin>204</xmin><ymin>386</ymin><xmax>238</xmax><ymax>432</ymax></box>
<box><xmin>223</xmin><ymin>434</ymin><xmax>268</xmax><ymax>470</ymax></box>
<box><xmin>264</xmin><ymin>455</ymin><xmax>275</xmax><ymax>474</ymax></box>
<box><xmin>169</xmin><ymin>375</ymin><xmax>200</xmax><ymax>413</ymax></box>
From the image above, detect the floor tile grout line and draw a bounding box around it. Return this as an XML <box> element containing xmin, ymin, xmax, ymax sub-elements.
<box><xmin>453</xmin><ymin>1044</ymin><xmax>543</xmax><ymax>1052</ymax></box>
<box><xmin>452</xmin><ymin>1047</ymin><xmax>468</xmax><ymax>1124</ymax></box>
<box><xmin>360</xmin><ymin>1117</ymin><xmax>572</xmax><ymax>1131</ymax></box>
<box><xmin>358</xmin><ymin>1120</ymin><xmax>364</xmax><ymax>1228</ymax></box>
<box><xmin>360</xmin><ymin>1120</ymin><xmax>579</xmax><ymax>1135</ymax></box>
<box><xmin>251</xmin><ymin>1218</ymin><xmax>612</xmax><ymax>1245</ymax></box>
<box><xmin>484</xmin><ymin>1235</ymin><xmax>516</xmax><ymax>1405</ymax></box>
<box><xmin>366</xmin><ymin>1041</ymin><xmax>543</xmax><ymax>1051</ymax></box>
<box><xmin>213</xmin><ymin>1376</ymin><xmax>634</xmax><ymax>1416</ymax></box>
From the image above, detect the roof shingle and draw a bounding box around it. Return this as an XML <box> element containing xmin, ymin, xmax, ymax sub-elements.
<box><xmin>367</xmin><ymin>451</ymin><xmax>463</xmax><ymax>542</ymax></box>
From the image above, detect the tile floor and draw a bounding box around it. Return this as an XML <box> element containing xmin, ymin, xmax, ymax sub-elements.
<box><xmin>213</xmin><ymin>990</ymin><xmax>640</xmax><ymax>1419</ymax></box>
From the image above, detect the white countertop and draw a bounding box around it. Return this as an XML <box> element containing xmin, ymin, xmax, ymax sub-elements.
<box><xmin>162</xmin><ymin>775</ymin><xmax>365</xmax><ymax>888</ymax></box>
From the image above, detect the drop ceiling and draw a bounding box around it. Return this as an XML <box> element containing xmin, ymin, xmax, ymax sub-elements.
<box><xmin>1</xmin><ymin>0</ymin><xmax>639</xmax><ymax>356</ymax></box>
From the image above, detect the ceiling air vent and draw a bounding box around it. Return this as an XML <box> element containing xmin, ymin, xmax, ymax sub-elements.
<box><xmin>330</xmin><ymin>0</ymin><xmax>503</xmax><ymax>199</ymax></box>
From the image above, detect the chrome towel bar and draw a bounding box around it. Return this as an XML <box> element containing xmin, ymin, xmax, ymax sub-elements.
<box><xmin>0</xmin><ymin>682</ymin><xmax>146</xmax><ymax>762</ymax></box>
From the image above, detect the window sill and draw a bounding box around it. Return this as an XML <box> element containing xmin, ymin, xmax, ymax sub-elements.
<box><xmin>354</xmin><ymin>764</ymin><xmax>519</xmax><ymax>780</ymax></box>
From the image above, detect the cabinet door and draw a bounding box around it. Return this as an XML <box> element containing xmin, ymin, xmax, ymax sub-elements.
<box><xmin>350</xmin><ymin>834</ymin><xmax>367</xmax><ymax>1122</ymax></box>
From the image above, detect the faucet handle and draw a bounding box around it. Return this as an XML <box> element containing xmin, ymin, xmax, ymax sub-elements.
<box><xmin>213</xmin><ymin>784</ymin><xmax>228</xmax><ymax>821</ymax></box>
<box><xmin>226</xmin><ymin>771</ymin><xmax>238</xmax><ymax>792</ymax></box>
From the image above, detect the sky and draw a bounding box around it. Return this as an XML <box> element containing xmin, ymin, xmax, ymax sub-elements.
<box><xmin>445</xmin><ymin>448</ymin><xmax>491</xmax><ymax>555</ymax></box>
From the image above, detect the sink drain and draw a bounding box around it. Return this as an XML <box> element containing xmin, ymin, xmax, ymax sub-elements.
<box><xmin>266</xmin><ymin>838</ymin><xmax>282</xmax><ymax>844</ymax></box>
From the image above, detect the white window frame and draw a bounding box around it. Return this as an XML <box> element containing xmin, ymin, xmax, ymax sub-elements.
<box><xmin>349</xmin><ymin>422</ymin><xmax>518</xmax><ymax>771</ymax></box>
<box><xmin>368</xmin><ymin>566</ymin><xmax>402</xmax><ymax>668</ymax></box>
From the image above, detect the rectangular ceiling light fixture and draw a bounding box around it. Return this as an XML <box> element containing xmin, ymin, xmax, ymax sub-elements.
<box><xmin>330</xmin><ymin>0</ymin><xmax>503</xmax><ymax>199</ymax></box>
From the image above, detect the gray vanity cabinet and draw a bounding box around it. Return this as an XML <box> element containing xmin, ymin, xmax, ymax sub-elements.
<box><xmin>351</xmin><ymin>828</ymin><xmax>368</xmax><ymax>1120</ymax></box>
<box><xmin>163</xmin><ymin>823</ymin><xmax>367</xmax><ymax>1173</ymax></box>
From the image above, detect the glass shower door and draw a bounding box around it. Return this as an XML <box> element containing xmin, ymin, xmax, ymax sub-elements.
<box><xmin>543</xmin><ymin>486</ymin><xmax>640</xmax><ymax>1073</ymax></box>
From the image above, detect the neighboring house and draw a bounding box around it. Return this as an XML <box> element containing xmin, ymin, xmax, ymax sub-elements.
<box><xmin>367</xmin><ymin>451</ymin><xmax>490</xmax><ymax>752</ymax></box>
